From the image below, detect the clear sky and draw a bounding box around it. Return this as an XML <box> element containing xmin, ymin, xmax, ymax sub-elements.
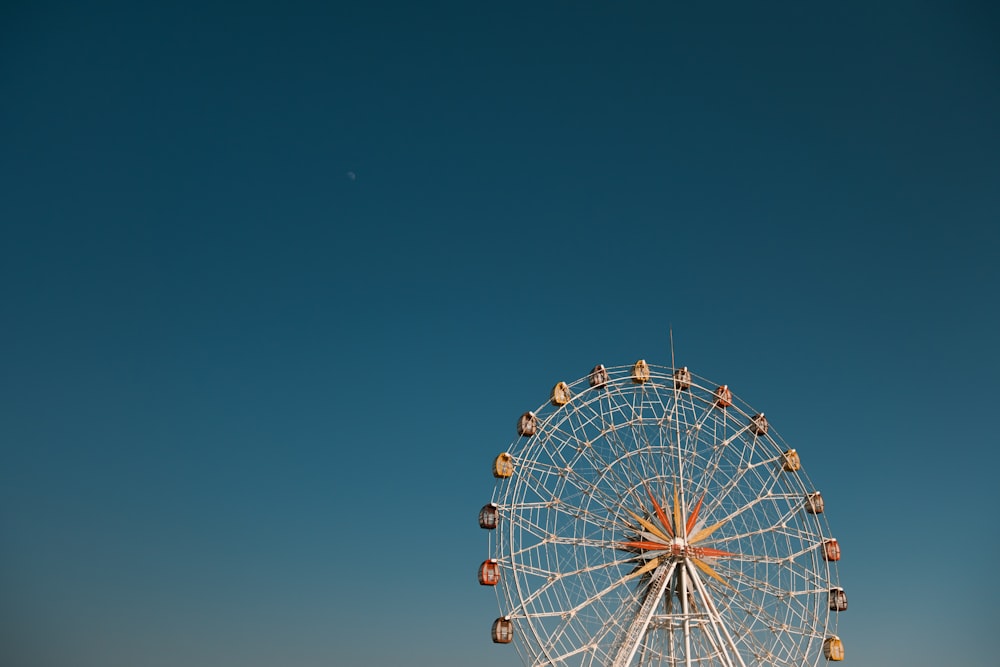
<box><xmin>2</xmin><ymin>2</ymin><xmax>998</xmax><ymax>666</ymax></box>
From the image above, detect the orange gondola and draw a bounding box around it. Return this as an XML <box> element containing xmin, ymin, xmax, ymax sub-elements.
<box><xmin>479</xmin><ymin>559</ymin><xmax>500</xmax><ymax>586</ymax></box>
<box><xmin>714</xmin><ymin>385</ymin><xmax>733</xmax><ymax>408</ymax></box>
<box><xmin>822</xmin><ymin>538</ymin><xmax>841</xmax><ymax>561</ymax></box>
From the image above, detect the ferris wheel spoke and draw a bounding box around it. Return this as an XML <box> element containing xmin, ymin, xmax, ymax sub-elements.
<box><xmin>702</xmin><ymin>565</ymin><xmax>824</xmax><ymax>638</ymax></box>
<box><xmin>706</xmin><ymin>502</ymin><xmax>813</xmax><ymax>547</ymax></box>
<box><xmin>685</xmin><ymin>423</ymin><xmax>757</xmax><ymax>513</ymax></box>
<box><xmin>684</xmin><ymin>561</ymin><xmax>747</xmax><ymax>667</ymax></box>
<box><xmin>505</xmin><ymin>462</ymin><xmax>593</xmax><ymax>523</ymax></box>
<box><xmin>582</xmin><ymin>448</ymin><xmax>661</xmax><ymax>518</ymax></box>
<box><xmin>506</xmin><ymin>561</ymin><xmax>561</xmax><ymax>582</ymax></box>
<box><xmin>690</xmin><ymin>554</ymin><xmax>831</xmax><ymax>649</ymax></box>
<box><xmin>548</xmin><ymin>399</ymin><xmax>653</xmax><ymax>514</ymax></box>
<box><xmin>510</xmin><ymin>572</ymin><xmax>654</xmax><ymax>663</ymax></box>
<box><xmin>511</xmin><ymin>452</ymin><xmax>571</xmax><ymax>477</ymax></box>
<box><xmin>504</xmin><ymin>530</ymin><xmax>605</xmax><ymax>571</ymax></box>
<box><xmin>508</xmin><ymin>556</ymin><xmax>632</xmax><ymax>614</ymax></box>
<box><xmin>686</xmin><ymin>406</ymin><xmax>759</xmax><ymax>499</ymax></box>
<box><xmin>508</xmin><ymin>459</ymin><xmax>570</xmax><ymax>493</ymax></box>
<box><xmin>686</xmin><ymin>383</ymin><xmax>724</xmax><ymax>426</ymax></box>
<box><xmin>677</xmin><ymin>398</ymin><xmax>714</xmax><ymax>516</ymax></box>
<box><xmin>537</xmin><ymin>578</ymin><xmax>633</xmax><ymax>663</ymax></box>
<box><xmin>504</xmin><ymin>507</ymin><xmax>558</xmax><ymax>542</ymax></box>
<box><xmin>545</xmin><ymin>535</ymin><xmax>629</xmax><ymax>551</ymax></box>
<box><xmin>540</xmin><ymin>637</ymin><xmax>596</xmax><ymax>665</ymax></box>
<box><xmin>600</xmin><ymin>383</ymin><xmax>642</xmax><ymax>437</ymax></box>
<box><xmin>688</xmin><ymin>462</ymin><xmax>792</xmax><ymax>541</ymax></box>
<box><xmin>708</xmin><ymin>530</ymin><xmax>823</xmax><ymax>566</ymax></box>
<box><xmin>609</xmin><ymin>561</ymin><xmax>676</xmax><ymax>667</ymax></box>
<box><xmin>726</xmin><ymin>595</ymin><xmax>826</xmax><ymax>655</ymax></box>
<box><xmin>532</xmin><ymin>421</ymin><xmax>624</xmax><ymax>518</ymax></box>
<box><xmin>509</xmin><ymin>547</ymin><xmax>657</xmax><ymax>609</ymax></box>
<box><xmin>709</xmin><ymin>563</ymin><xmax>803</xmax><ymax>599</ymax></box>
<box><xmin>737</xmin><ymin>575</ymin><xmax>824</xmax><ymax>604</ymax></box>
<box><xmin>558</xmin><ymin>408</ymin><xmax>658</xmax><ymax>515</ymax></box>
<box><xmin>540</xmin><ymin>419</ymin><xmax>599</xmax><ymax>473</ymax></box>
<box><xmin>502</xmin><ymin>505</ymin><xmax>623</xmax><ymax>552</ymax></box>
<box><xmin>558</xmin><ymin>463</ymin><xmax>644</xmax><ymax>529</ymax></box>
<box><xmin>556</xmin><ymin>563</ymin><xmax>663</xmax><ymax>618</ymax></box>
<box><xmin>597</xmin><ymin>422</ymin><xmax>656</xmax><ymax>499</ymax></box>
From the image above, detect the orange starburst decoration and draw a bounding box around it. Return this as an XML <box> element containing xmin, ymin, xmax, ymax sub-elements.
<box><xmin>619</xmin><ymin>483</ymin><xmax>736</xmax><ymax>588</ymax></box>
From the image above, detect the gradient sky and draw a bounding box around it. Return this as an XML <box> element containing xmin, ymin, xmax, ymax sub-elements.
<box><xmin>2</xmin><ymin>2</ymin><xmax>998</xmax><ymax>666</ymax></box>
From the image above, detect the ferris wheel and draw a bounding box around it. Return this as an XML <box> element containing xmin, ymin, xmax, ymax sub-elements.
<box><xmin>478</xmin><ymin>361</ymin><xmax>847</xmax><ymax>666</ymax></box>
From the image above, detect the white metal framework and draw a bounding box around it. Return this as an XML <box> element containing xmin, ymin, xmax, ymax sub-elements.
<box><xmin>483</xmin><ymin>363</ymin><xmax>844</xmax><ymax>666</ymax></box>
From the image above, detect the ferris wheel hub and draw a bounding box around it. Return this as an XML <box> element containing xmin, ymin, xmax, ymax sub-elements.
<box><xmin>670</xmin><ymin>537</ymin><xmax>687</xmax><ymax>556</ymax></box>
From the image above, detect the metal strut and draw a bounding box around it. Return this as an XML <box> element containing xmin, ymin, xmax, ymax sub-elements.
<box><xmin>684</xmin><ymin>561</ymin><xmax>748</xmax><ymax>667</ymax></box>
<box><xmin>611</xmin><ymin>562</ymin><xmax>677</xmax><ymax>667</ymax></box>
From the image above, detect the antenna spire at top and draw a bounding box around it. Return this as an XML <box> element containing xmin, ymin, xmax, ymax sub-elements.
<box><xmin>669</xmin><ymin>326</ymin><xmax>675</xmax><ymax>370</ymax></box>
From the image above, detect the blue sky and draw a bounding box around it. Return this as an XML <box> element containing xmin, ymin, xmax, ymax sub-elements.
<box><xmin>2</xmin><ymin>2</ymin><xmax>998</xmax><ymax>665</ymax></box>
